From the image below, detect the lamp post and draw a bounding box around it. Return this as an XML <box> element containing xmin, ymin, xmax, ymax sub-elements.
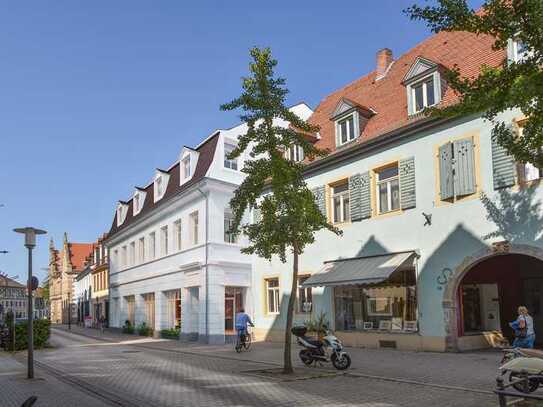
<box><xmin>13</xmin><ymin>227</ymin><xmax>46</xmax><ymax>380</ymax></box>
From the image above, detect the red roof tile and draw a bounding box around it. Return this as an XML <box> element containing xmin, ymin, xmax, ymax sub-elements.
<box><xmin>66</xmin><ymin>243</ymin><xmax>95</xmax><ymax>271</ymax></box>
<box><xmin>309</xmin><ymin>31</ymin><xmax>505</xmax><ymax>154</ymax></box>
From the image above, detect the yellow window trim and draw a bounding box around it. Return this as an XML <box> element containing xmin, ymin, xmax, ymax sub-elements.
<box><xmin>433</xmin><ymin>131</ymin><xmax>482</xmax><ymax>207</ymax></box>
<box><xmin>326</xmin><ymin>176</ymin><xmax>351</xmax><ymax>226</ymax></box>
<box><xmin>370</xmin><ymin>158</ymin><xmax>404</xmax><ymax>219</ymax></box>
<box><xmin>263</xmin><ymin>275</ymin><xmax>281</xmax><ymax>316</ymax></box>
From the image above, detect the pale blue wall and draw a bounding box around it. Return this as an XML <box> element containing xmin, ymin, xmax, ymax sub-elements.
<box><xmin>253</xmin><ymin>109</ymin><xmax>543</xmax><ymax>338</ymax></box>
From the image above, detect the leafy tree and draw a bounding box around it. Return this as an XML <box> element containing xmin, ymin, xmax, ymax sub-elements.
<box><xmin>41</xmin><ymin>280</ymin><xmax>49</xmax><ymax>301</ymax></box>
<box><xmin>405</xmin><ymin>0</ymin><xmax>543</xmax><ymax>166</ymax></box>
<box><xmin>221</xmin><ymin>48</ymin><xmax>341</xmax><ymax>373</ymax></box>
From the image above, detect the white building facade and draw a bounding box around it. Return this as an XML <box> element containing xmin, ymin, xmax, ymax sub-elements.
<box><xmin>106</xmin><ymin>103</ymin><xmax>312</xmax><ymax>343</ymax></box>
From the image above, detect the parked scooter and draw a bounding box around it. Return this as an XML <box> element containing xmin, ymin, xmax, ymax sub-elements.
<box><xmin>499</xmin><ymin>348</ymin><xmax>543</xmax><ymax>393</ymax></box>
<box><xmin>291</xmin><ymin>325</ymin><xmax>351</xmax><ymax>370</ymax></box>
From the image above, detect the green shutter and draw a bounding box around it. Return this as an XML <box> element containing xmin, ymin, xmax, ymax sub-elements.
<box><xmin>399</xmin><ymin>157</ymin><xmax>416</xmax><ymax>209</ymax></box>
<box><xmin>439</xmin><ymin>142</ymin><xmax>454</xmax><ymax>200</ymax></box>
<box><xmin>311</xmin><ymin>186</ymin><xmax>327</xmax><ymax>217</ymax></box>
<box><xmin>349</xmin><ymin>174</ymin><xmax>363</xmax><ymax>221</ymax></box>
<box><xmin>492</xmin><ymin>127</ymin><xmax>516</xmax><ymax>189</ymax></box>
<box><xmin>358</xmin><ymin>171</ymin><xmax>372</xmax><ymax>219</ymax></box>
<box><xmin>453</xmin><ymin>137</ymin><xmax>476</xmax><ymax>196</ymax></box>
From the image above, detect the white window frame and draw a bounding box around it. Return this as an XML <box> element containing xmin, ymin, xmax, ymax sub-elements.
<box><xmin>149</xmin><ymin>232</ymin><xmax>156</xmax><ymax>260</ymax></box>
<box><xmin>375</xmin><ymin>164</ymin><xmax>400</xmax><ymax>214</ymax></box>
<box><xmin>190</xmin><ymin>211</ymin><xmax>199</xmax><ymax>245</ymax></box>
<box><xmin>155</xmin><ymin>177</ymin><xmax>163</xmax><ymax>198</ymax></box>
<box><xmin>129</xmin><ymin>242</ymin><xmax>135</xmax><ymax>266</ymax></box>
<box><xmin>266</xmin><ymin>278</ymin><xmax>280</xmax><ymax>315</ymax></box>
<box><xmin>133</xmin><ymin>194</ymin><xmax>140</xmax><ymax>214</ymax></box>
<box><xmin>224</xmin><ymin>142</ymin><xmax>238</xmax><ymax>170</ymax></box>
<box><xmin>411</xmin><ymin>76</ymin><xmax>436</xmax><ymax>114</ymax></box>
<box><xmin>182</xmin><ymin>156</ymin><xmax>191</xmax><ymax>180</ymax></box>
<box><xmin>138</xmin><ymin>237</ymin><xmax>145</xmax><ymax>264</ymax></box>
<box><xmin>224</xmin><ymin>209</ymin><xmax>238</xmax><ymax>244</ymax></box>
<box><xmin>174</xmin><ymin>219</ymin><xmax>182</xmax><ymax>251</ymax></box>
<box><xmin>160</xmin><ymin>226</ymin><xmax>168</xmax><ymax>256</ymax></box>
<box><xmin>337</xmin><ymin>114</ymin><xmax>356</xmax><ymax>146</ymax></box>
<box><xmin>297</xmin><ymin>276</ymin><xmax>312</xmax><ymax>313</ymax></box>
<box><xmin>285</xmin><ymin>144</ymin><xmax>305</xmax><ymax>162</ymax></box>
<box><xmin>513</xmin><ymin>39</ymin><xmax>533</xmax><ymax>63</ymax></box>
<box><xmin>331</xmin><ymin>181</ymin><xmax>350</xmax><ymax>224</ymax></box>
<box><xmin>121</xmin><ymin>246</ymin><xmax>127</xmax><ymax>268</ymax></box>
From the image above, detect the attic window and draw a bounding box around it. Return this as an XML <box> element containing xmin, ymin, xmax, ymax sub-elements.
<box><xmin>116</xmin><ymin>204</ymin><xmax>128</xmax><ymax>226</ymax></box>
<box><xmin>338</xmin><ymin>115</ymin><xmax>356</xmax><ymax>145</ymax></box>
<box><xmin>285</xmin><ymin>144</ymin><xmax>304</xmax><ymax>162</ymax></box>
<box><xmin>156</xmin><ymin>176</ymin><xmax>164</xmax><ymax>196</ymax></box>
<box><xmin>411</xmin><ymin>77</ymin><xmax>436</xmax><ymax>113</ymax></box>
<box><xmin>404</xmin><ymin>57</ymin><xmax>442</xmax><ymax>116</ymax></box>
<box><xmin>182</xmin><ymin>156</ymin><xmax>191</xmax><ymax>179</ymax></box>
<box><xmin>134</xmin><ymin>194</ymin><xmax>140</xmax><ymax>213</ymax></box>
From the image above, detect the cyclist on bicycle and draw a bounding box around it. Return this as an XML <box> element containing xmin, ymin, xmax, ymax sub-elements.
<box><xmin>235</xmin><ymin>308</ymin><xmax>254</xmax><ymax>344</ymax></box>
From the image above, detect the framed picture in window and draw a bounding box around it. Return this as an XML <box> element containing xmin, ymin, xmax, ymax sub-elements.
<box><xmin>363</xmin><ymin>321</ymin><xmax>374</xmax><ymax>330</ymax></box>
<box><xmin>404</xmin><ymin>321</ymin><xmax>418</xmax><ymax>332</ymax></box>
<box><xmin>367</xmin><ymin>297</ymin><xmax>393</xmax><ymax>316</ymax></box>
<box><xmin>391</xmin><ymin>318</ymin><xmax>403</xmax><ymax>331</ymax></box>
<box><xmin>379</xmin><ymin>320</ymin><xmax>392</xmax><ymax>331</ymax></box>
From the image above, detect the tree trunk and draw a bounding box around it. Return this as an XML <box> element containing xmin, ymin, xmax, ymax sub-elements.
<box><xmin>283</xmin><ymin>245</ymin><xmax>299</xmax><ymax>374</ymax></box>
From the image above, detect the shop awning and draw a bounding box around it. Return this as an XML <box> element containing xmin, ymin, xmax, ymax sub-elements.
<box><xmin>302</xmin><ymin>251</ymin><xmax>418</xmax><ymax>288</ymax></box>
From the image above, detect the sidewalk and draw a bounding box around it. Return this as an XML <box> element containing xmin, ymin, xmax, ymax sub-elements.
<box><xmin>52</xmin><ymin>324</ymin><xmax>503</xmax><ymax>393</ymax></box>
<box><xmin>0</xmin><ymin>351</ymin><xmax>110</xmax><ymax>407</ymax></box>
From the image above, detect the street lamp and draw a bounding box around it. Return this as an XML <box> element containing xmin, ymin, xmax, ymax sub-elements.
<box><xmin>13</xmin><ymin>227</ymin><xmax>46</xmax><ymax>380</ymax></box>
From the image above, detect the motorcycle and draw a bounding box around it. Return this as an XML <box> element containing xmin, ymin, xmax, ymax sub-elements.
<box><xmin>499</xmin><ymin>348</ymin><xmax>543</xmax><ymax>393</ymax></box>
<box><xmin>291</xmin><ymin>325</ymin><xmax>351</xmax><ymax>370</ymax></box>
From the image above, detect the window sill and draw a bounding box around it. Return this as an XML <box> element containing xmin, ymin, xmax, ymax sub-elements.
<box><xmin>372</xmin><ymin>209</ymin><xmax>403</xmax><ymax>220</ymax></box>
<box><xmin>336</xmin><ymin>138</ymin><xmax>359</xmax><ymax>150</ymax></box>
<box><xmin>223</xmin><ymin>167</ymin><xmax>241</xmax><ymax>174</ymax></box>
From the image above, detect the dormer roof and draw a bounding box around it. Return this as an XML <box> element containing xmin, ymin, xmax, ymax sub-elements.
<box><xmin>108</xmin><ymin>133</ymin><xmax>219</xmax><ymax>239</ymax></box>
<box><xmin>402</xmin><ymin>57</ymin><xmax>440</xmax><ymax>84</ymax></box>
<box><xmin>330</xmin><ymin>97</ymin><xmax>376</xmax><ymax>121</ymax></box>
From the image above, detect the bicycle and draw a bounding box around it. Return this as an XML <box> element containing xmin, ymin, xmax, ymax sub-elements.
<box><xmin>235</xmin><ymin>327</ymin><xmax>252</xmax><ymax>353</ymax></box>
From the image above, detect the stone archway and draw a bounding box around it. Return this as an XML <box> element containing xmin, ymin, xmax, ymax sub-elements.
<box><xmin>442</xmin><ymin>242</ymin><xmax>543</xmax><ymax>351</ymax></box>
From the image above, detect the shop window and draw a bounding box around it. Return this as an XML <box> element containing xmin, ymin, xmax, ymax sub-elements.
<box><xmin>333</xmin><ymin>272</ymin><xmax>417</xmax><ymax>332</ymax></box>
<box><xmin>266</xmin><ymin>278</ymin><xmax>280</xmax><ymax>314</ymax></box>
<box><xmin>165</xmin><ymin>290</ymin><xmax>181</xmax><ymax>329</ymax></box>
<box><xmin>297</xmin><ymin>276</ymin><xmax>312</xmax><ymax>313</ymax></box>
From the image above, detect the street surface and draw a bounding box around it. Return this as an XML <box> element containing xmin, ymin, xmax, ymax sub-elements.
<box><xmin>1</xmin><ymin>327</ymin><xmax>506</xmax><ymax>406</ymax></box>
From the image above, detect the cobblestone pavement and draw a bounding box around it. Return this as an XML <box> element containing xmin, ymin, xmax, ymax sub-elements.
<box><xmin>0</xmin><ymin>351</ymin><xmax>111</xmax><ymax>407</ymax></box>
<box><xmin>16</xmin><ymin>327</ymin><xmax>500</xmax><ymax>406</ymax></box>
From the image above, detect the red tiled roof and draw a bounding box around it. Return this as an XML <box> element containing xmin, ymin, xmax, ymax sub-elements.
<box><xmin>66</xmin><ymin>243</ymin><xmax>95</xmax><ymax>271</ymax></box>
<box><xmin>309</xmin><ymin>30</ymin><xmax>505</xmax><ymax>154</ymax></box>
<box><xmin>108</xmin><ymin>132</ymin><xmax>220</xmax><ymax>238</ymax></box>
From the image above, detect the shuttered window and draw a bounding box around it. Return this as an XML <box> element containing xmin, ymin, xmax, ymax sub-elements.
<box><xmin>491</xmin><ymin>130</ymin><xmax>516</xmax><ymax>189</ymax></box>
<box><xmin>399</xmin><ymin>157</ymin><xmax>416</xmax><ymax>209</ymax></box>
<box><xmin>311</xmin><ymin>186</ymin><xmax>327</xmax><ymax>218</ymax></box>
<box><xmin>349</xmin><ymin>172</ymin><xmax>371</xmax><ymax>221</ymax></box>
<box><xmin>438</xmin><ymin>137</ymin><xmax>476</xmax><ymax>200</ymax></box>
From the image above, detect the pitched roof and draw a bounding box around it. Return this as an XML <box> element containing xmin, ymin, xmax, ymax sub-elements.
<box><xmin>65</xmin><ymin>243</ymin><xmax>95</xmax><ymax>271</ymax></box>
<box><xmin>0</xmin><ymin>276</ymin><xmax>25</xmax><ymax>288</ymax></box>
<box><xmin>309</xmin><ymin>30</ymin><xmax>505</xmax><ymax>154</ymax></box>
<box><xmin>108</xmin><ymin>132</ymin><xmax>220</xmax><ymax>238</ymax></box>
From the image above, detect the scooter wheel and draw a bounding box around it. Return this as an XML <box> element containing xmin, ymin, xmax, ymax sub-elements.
<box><xmin>510</xmin><ymin>372</ymin><xmax>540</xmax><ymax>393</ymax></box>
<box><xmin>331</xmin><ymin>353</ymin><xmax>351</xmax><ymax>370</ymax></box>
<box><xmin>299</xmin><ymin>349</ymin><xmax>313</xmax><ymax>366</ymax></box>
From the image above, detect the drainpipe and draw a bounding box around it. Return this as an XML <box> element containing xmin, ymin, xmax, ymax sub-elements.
<box><xmin>196</xmin><ymin>186</ymin><xmax>209</xmax><ymax>342</ymax></box>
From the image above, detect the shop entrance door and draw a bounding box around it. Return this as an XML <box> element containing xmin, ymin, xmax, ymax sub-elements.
<box><xmin>225</xmin><ymin>296</ymin><xmax>234</xmax><ymax>332</ymax></box>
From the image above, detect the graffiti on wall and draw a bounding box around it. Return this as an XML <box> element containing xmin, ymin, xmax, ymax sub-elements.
<box><xmin>436</xmin><ymin>267</ymin><xmax>453</xmax><ymax>290</ymax></box>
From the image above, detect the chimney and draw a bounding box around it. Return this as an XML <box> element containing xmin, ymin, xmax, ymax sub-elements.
<box><xmin>376</xmin><ymin>48</ymin><xmax>393</xmax><ymax>80</ymax></box>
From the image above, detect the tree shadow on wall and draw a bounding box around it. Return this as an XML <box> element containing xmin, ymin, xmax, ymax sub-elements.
<box><xmin>480</xmin><ymin>183</ymin><xmax>543</xmax><ymax>244</ymax></box>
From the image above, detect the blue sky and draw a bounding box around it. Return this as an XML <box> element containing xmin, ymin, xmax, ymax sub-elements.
<box><xmin>0</xmin><ymin>1</ymin><xmax>483</xmax><ymax>282</ymax></box>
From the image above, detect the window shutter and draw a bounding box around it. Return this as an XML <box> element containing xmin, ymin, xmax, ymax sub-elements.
<box><xmin>399</xmin><ymin>157</ymin><xmax>416</xmax><ymax>209</ymax></box>
<box><xmin>352</xmin><ymin>171</ymin><xmax>372</xmax><ymax>220</ymax></box>
<box><xmin>492</xmin><ymin>127</ymin><xmax>516</xmax><ymax>189</ymax></box>
<box><xmin>453</xmin><ymin>137</ymin><xmax>477</xmax><ymax>196</ymax></box>
<box><xmin>439</xmin><ymin>142</ymin><xmax>454</xmax><ymax>200</ymax></box>
<box><xmin>311</xmin><ymin>186</ymin><xmax>327</xmax><ymax>217</ymax></box>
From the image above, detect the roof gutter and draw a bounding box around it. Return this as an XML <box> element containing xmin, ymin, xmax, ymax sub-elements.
<box><xmin>303</xmin><ymin>116</ymin><xmax>453</xmax><ymax>177</ymax></box>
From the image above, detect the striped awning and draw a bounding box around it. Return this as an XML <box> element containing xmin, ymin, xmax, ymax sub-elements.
<box><xmin>302</xmin><ymin>251</ymin><xmax>418</xmax><ymax>288</ymax></box>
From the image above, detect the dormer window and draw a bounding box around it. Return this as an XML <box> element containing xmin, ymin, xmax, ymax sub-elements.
<box><xmin>224</xmin><ymin>142</ymin><xmax>238</xmax><ymax>170</ymax></box>
<box><xmin>509</xmin><ymin>38</ymin><xmax>532</xmax><ymax>63</ymax></box>
<box><xmin>133</xmin><ymin>188</ymin><xmax>146</xmax><ymax>216</ymax></box>
<box><xmin>153</xmin><ymin>170</ymin><xmax>170</xmax><ymax>202</ymax></box>
<box><xmin>182</xmin><ymin>156</ymin><xmax>191</xmax><ymax>179</ymax></box>
<box><xmin>404</xmin><ymin>57</ymin><xmax>442</xmax><ymax>116</ymax></box>
<box><xmin>412</xmin><ymin>76</ymin><xmax>436</xmax><ymax>113</ymax></box>
<box><xmin>116</xmin><ymin>202</ymin><xmax>128</xmax><ymax>226</ymax></box>
<box><xmin>285</xmin><ymin>144</ymin><xmax>305</xmax><ymax>162</ymax></box>
<box><xmin>331</xmin><ymin>98</ymin><xmax>374</xmax><ymax>148</ymax></box>
<box><xmin>338</xmin><ymin>115</ymin><xmax>355</xmax><ymax>145</ymax></box>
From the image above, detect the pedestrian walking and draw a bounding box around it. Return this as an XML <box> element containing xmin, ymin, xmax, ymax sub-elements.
<box><xmin>510</xmin><ymin>306</ymin><xmax>536</xmax><ymax>348</ymax></box>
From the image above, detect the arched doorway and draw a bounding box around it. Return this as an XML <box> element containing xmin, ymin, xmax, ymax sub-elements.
<box><xmin>443</xmin><ymin>244</ymin><xmax>543</xmax><ymax>351</ymax></box>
